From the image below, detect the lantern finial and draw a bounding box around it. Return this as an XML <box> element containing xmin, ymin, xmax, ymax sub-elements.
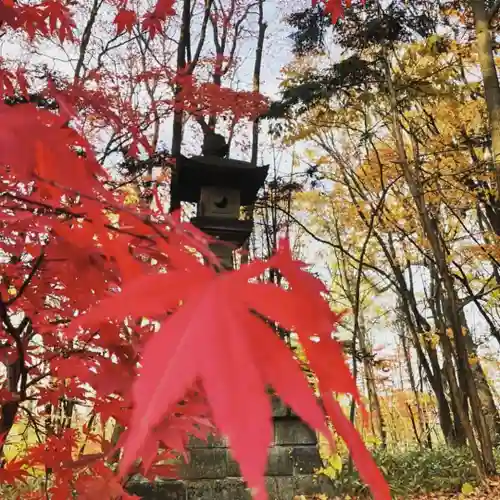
<box><xmin>198</xmin><ymin>119</ymin><xmax>229</xmax><ymax>158</ymax></box>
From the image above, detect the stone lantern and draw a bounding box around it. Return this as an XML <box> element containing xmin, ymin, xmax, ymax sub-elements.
<box><xmin>127</xmin><ymin>146</ymin><xmax>334</xmax><ymax>499</ymax></box>
<box><xmin>176</xmin><ymin>154</ymin><xmax>269</xmax><ymax>268</ymax></box>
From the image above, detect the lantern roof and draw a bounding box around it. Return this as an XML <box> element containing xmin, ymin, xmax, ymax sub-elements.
<box><xmin>176</xmin><ymin>155</ymin><xmax>269</xmax><ymax>206</ymax></box>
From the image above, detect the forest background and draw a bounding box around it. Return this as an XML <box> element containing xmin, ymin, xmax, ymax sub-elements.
<box><xmin>0</xmin><ymin>0</ymin><xmax>500</xmax><ymax>498</ymax></box>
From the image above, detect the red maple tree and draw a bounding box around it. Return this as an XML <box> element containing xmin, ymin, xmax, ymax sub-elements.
<box><xmin>0</xmin><ymin>0</ymin><xmax>388</xmax><ymax>499</ymax></box>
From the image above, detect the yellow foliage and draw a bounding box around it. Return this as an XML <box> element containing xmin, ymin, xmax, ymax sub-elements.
<box><xmin>468</xmin><ymin>355</ymin><xmax>479</xmax><ymax>367</ymax></box>
<box><xmin>120</xmin><ymin>184</ymin><xmax>140</xmax><ymax>206</ymax></box>
<box><xmin>281</xmin><ymin>27</ymin><xmax>496</xmax><ymax>280</ymax></box>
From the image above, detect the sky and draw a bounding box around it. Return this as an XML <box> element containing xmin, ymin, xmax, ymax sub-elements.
<box><xmin>1</xmin><ymin>0</ymin><xmax>497</xmax><ymax>388</ymax></box>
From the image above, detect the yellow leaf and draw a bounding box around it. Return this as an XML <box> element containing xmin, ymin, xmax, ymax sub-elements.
<box><xmin>468</xmin><ymin>355</ymin><xmax>478</xmax><ymax>366</ymax></box>
<box><xmin>329</xmin><ymin>453</ymin><xmax>342</xmax><ymax>471</ymax></box>
<box><xmin>124</xmin><ymin>193</ymin><xmax>139</xmax><ymax>205</ymax></box>
<box><xmin>461</xmin><ymin>482</ymin><xmax>475</xmax><ymax>495</ymax></box>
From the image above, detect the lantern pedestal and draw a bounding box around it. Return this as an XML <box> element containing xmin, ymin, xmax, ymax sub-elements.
<box><xmin>191</xmin><ymin>217</ymin><xmax>253</xmax><ymax>249</ymax></box>
<box><xmin>209</xmin><ymin>242</ymin><xmax>234</xmax><ymax>270</ymax></box>
<box><xmin>127</xmin><ymin>396</ymin><xmax>334</xmax><ymax>499</ymax></box>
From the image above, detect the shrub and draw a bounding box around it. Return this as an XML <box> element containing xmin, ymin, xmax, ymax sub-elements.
<box><xmin>319</xmin><ymin>445</ymin><xmax>500</xmax><ymax>498</ymax></box>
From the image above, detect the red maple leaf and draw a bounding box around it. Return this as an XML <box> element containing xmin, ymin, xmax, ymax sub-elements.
<box><xmin>76</xmin><ymin>472</ymin><xmax>139</xmax><ymax>500</ymax></box>
<box><xmin>153</xmin><ymin>0</ymin><xmax>175</xmax><ymax>19</ymax></box>
<box><xmin>0</xmin><ymin>459</ymin><xmax>28</xmax><ymax>485</ymax></box>
<box><xmin>38</xmin><ymin>0</ymin><xmax>76</xmax><ymax>42</ymax></box>
<box><xmin>0</xmin><ymin>64</ymin><xmax>15</xmax><ymax>98</ymax></box>
<box><xmin>141</xmin><ymin>12</ymin><xmax>163</xmax><ymax>39</ymax></box>
<box><xmin>76</xmin><ymin>240</ymin><xmax>389</xmax><ymax>500</ymax></box>
<box><xmin>114</xmin><ymin>8</ymin><xmax>136</xmax><ymax>35</ymax></box>
<box><xmin>313</xmin><ymin>0</ymin><xmax>364</xmax><ymax>24</ymax></box>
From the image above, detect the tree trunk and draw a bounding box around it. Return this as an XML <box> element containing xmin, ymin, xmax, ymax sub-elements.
<box><xmin>169</xmin><ymin>0</ymin><xmax>191</xmax><ymax>213</ymax></box>
<box><xmin>399</xmin><ymin>318</ymin><xmax>431</xmax><ymax>448</ymax></box>
<box><xmin>358</xmin><ymin>310</ymin><xmax>387</xmax><ymax>448</ymax></box>
<box><xmin>469</xmin><ymin>0</ymin><xmax>500</xmax><ymax>194</ymax></box>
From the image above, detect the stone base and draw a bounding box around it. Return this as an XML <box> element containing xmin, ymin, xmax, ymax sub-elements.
<box><xmin>127</xmin><ymin>475</ymin><xmax>335</xmax><ymax>500</ymax></box>
<box><xmin>127</xmin><ymin>396</ymin><xmax>334</xmax><ymax>499</ymax></box>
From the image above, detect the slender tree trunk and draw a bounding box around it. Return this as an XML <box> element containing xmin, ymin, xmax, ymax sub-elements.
<box><xmin>169</xmin><ymin>0</ymin><xmax>191</xmax><ymax>213</ymax></box>
<box><xmin>251</xmin><ymin>0</ymin><xmax>267</xmax><ymax>167</ymax></box>
<box><xmin>399</xmin><ymin>318</ymin><xmax>431</xmax><ymax>448</ymax></box>
<box><xmin>442</xmin><ymin>356</ymin><xmax>483</xmax><ymax>466</ymax></box>
<box><xmin>470</xmin><ymin>0</ymin><xmax>500</xmax><ymax>194</ymax></box>
<box><xmin>358</xmin><ymin>310</ymin><xmax>387</xmax><ymax>448</ymax></box>
<box><xmin>393</xmin><ymin>272</ymin><xmax>456</xmax><ymax>444</ymax></box>
<box><xmin>459</xmin><ymin>312</ymin><xmax>500</xmax><ymax>443</ymax></box>
<box><xmin>241</xmin><ymin>0</ymin><xmax>267</xmax><ymax>266</ymax></box>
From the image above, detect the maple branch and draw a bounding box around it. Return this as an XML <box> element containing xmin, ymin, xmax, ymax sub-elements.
<box><xmin>4</xmin><ymin>93</ymin><xmax>59</xmax><ymax>110</ymax></box>
<box><xmin>6</xmin><ymin>250</ymin><xmax>45</xmax><ymax>306</ymax></box>
<box><xmin>74</xmin><ymin>0</ymin><xmax>104</xmax><ymax>80</ymax></box>
<box><xmin>99</xmin><ymin>111</ymin><xmax>167</xmax><ymax>164</ymax></box>
<box><xmin>105</xmin><ymin>170</ymin><xmax>154</xmax><ymax>191</ymax></box>
<box><xmin>136</xmin><ymin>31</ymin><xmax>160</xmax><ymax>154</ymax></box>
<box><xmin>2</xmin><ymin>194</ymin><xmax>86</xmax><ymax>219</ymax></box>
<box><xmin>3</xmin><ymin>193</ymin><xmax>158</xmax><ymax>245</ymax></box>
<box><xmin>21</xmin><ymin>405</ymin><xmax>46</xmax><ymax>443</ymax></box>
<box><xmin>26</xmin><ymin>372</ymin><xmax>52</xmax><ymax>389</ymax></box>
<box><xmin>78</xmin><ymin>412</ymin><xmax>97</xmax><ymax>457</ymax></box>
<box><xmin>96</xmin><ymin>33</ymin><xmax>142</xmax><ymax>71</ymax></box>
<box><xmin>14</xmin><ymin>162</ymin><xmax>217</xmax><ymax>267</ymax></box>
<box><xmin>133</xmin><ymin>27</ymin><xmax>165</xmax><ymax>70</ymax></box>
<box><xmin>0</xmin><ymin>301</ymin><xmax>30</xmax><ymax>460</ymax></box>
